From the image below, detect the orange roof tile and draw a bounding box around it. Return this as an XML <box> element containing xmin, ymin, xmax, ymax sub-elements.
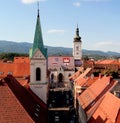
<box><xmin>0</xmin><ymin>57</ymin><xmax>30</xmax><ymax>78</ymax></box>
<box><xmin>75</xmin><ymin>68</ymin><xmax>92</xmax><ymax>82</ymax></box>
<box><xmin>0</xmin><ymin>84</ymin><xmax>34</xmax><ymax>123</ymax></box>
<box><xmin>96</xmin><ymin>59</ymin><xmax>120</xmax><ymax>65</ymax></box>
<box><xmin>14</xmin><ymin>57</ymin><xmax>30</xmax><ymax>63</ymax></box>
<box><xmin>17</xmin><ymin>79</ymin><xmax>28</xmax><ymax>86</ymax></box>
<box><xmin>75</xmin><ymin>76</ymin><xmax>98</xmax><ymax>87</ymax></box>
<box><xmin>116</xmin><ymin>110</ymin><xmax>120</xmax><ymax>123</ymax></box>
<box><xmin>77</xmin><ymin>76</ymin><xmax>115</xmax><ymax>110</ymax></box>
<box><xmin>69</xmin><ymin>67</ymin><xmax>83</xmax><ymax>80</ymax></box>
<box><xmin>89</xmin><ymin>92</ymin><xmax>120</xmax><ymax>123</ymax></box>
<box><xmin>4</xmin><ymin>76</ymin><xmax>48</xmax><ymax>123</ymax></box>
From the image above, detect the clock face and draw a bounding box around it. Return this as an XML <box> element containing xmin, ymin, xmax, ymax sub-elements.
<box><xmin>76</xmin><ymin>52</ymin><xmax>79</xmax><ymax>55</ymax></box>
<box><xmin>76</xmin><ymin>46</ymin><xmax>79</xmax><ymax>51</ymax></box>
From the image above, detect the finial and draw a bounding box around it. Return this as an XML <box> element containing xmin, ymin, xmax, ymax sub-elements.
<box><xmin>37</xmin><ymin>1</ymin><xmax>39</xmax><ymax>17</ymax></box>
<box><xmin>76</xmin><ymin>24</ymin><xmax>79</xmax><ymax>37</ymax></box>
<box><xmin>77</xmin><ymin>24</ymin><xmax>78</xmax><ymax>29</ymax></box>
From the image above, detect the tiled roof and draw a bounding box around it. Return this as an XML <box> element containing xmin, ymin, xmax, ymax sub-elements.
<box><xmin>0</xmin><ymin>80</ymin><xmax>34</xmax><ymax>123</ymax></box>
<box><xmin>116</xmin><ymin>110</ymin><xmax>120</xmax><ymax>123</ymax></box>
<box><xmin>14</xmin><ymin>57</ymin><xmax>30</xmax><ymax>63</ymax></box>
<box><xmin>0</xmin><ymin>57</ymin><xmax>30</xmax><ymax>78</ymax></box>
<box><xmin>74</xmin><ymin>67</ymin><xmax>92</xmax><ymax>82</ymax></box>
<box><xmin>2</xmin><ymin>76</ymin><xmax>48</xmax><ymax>123</ymax></box>
<box><xmin>96</xmin><ymin>59</ymin><xmax>119</xmax><ymax>65</ymax></box>
<box><xmin>77</xmin><ymin>76</ymin><xmax>117</xmax><ymax>111</ymax></box>
<box><xmin>75</xmin><ymin>76</ymin><xmax>98</xmax><ymax>87</ymax></box>
<box><xmin>69</xmin><ymin>67</ymin><xmax>84</xmax><ymax>80</ymax></box>
<box><xmin>88</xmin><ymin>92</ymin><xmax>120</xmax><ymax>123</ymax></box>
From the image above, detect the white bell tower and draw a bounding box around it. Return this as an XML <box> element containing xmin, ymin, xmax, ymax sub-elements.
<box><xmin>73</xmin><ymin>25</ymin><xmax>82</xmax><ymax>60</ymax></box>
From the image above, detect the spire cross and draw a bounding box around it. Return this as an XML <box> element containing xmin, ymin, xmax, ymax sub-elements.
<box><xmin>37</xmin><ymin>1</ymin><xmax>39</xmax><ymax>17</ymax></box>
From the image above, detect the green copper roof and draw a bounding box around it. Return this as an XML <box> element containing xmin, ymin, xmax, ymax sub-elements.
<box><xmin>31</xmin><ymin>11</ymin><xmax>47</xmax><ymax>58</ymax></box>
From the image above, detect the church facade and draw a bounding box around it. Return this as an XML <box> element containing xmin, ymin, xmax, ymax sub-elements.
<box><xmin>29</xmin><ymin>9</ymin><xmax>48</xmax><ymax>103</ymax></box>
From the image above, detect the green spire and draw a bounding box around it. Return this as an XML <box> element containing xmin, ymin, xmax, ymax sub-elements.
<box><xmin>31</xmin><ymin>3</ymin><xmax>47</xmax><ymax>58</ymax></box>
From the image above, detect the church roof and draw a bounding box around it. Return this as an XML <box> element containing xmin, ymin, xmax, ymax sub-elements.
<box><xmin>0</xmin><ymin>76</ymin><xmax>48</xmax><ymax>123</ymax></box>
<box><xmin>31</xmin><ymin>9</ymin><xmax>47</xmax><ymax>58</ymax></box>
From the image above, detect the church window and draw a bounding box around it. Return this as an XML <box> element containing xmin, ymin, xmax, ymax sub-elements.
<box><xmin>36</xmin><ymin>68</ymin><xmax>41</xmax><ymax>81</ymax></box>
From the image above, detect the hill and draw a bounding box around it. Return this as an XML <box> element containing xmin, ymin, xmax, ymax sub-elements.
<box><xmin>0</xmin><ymin>40</ymin><xmax>120</xmax><ymax>58</ymax></box>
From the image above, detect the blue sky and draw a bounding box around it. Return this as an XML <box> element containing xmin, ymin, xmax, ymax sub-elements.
<box><xmin>0</xmin><ymin>0</ymin><xmax>120</xmax><ymax>52</ymax></box>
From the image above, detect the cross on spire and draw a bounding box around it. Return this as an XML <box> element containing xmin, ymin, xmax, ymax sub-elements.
<box><xmin>37</xmin><ymin>1</ymin><xmax>39</xmax><ymax>17</ymax></box>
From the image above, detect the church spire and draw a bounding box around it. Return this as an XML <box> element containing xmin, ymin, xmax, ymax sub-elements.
<box><xmin>37</xmin><ymin>1</ymin><xmax>39</xmax><ymax>17</ymax></box>
<box><xmin>74</xmin><ymin>25</ymin><xmax>81</xmax><ymax>42</ymax></box>
<box><xmin>31</xmin><ymin>2</ymin><xmax>47</xmax><ymax>58</ymax></box>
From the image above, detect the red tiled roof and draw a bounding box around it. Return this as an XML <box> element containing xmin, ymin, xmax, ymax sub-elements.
<box><xmin>69</xmin><ymin>67</ymin><xmax>84</xmax><ymax>80</ymax></box>
<box><xmin>89</xmin><ymin>92</ymin><xmax>120</xmax><ymax>123</ymax></box>
<box><xmin>116</xmin><ymin>110</ymin><xmax>120</xmax><ymax>123</ymax></box>
<box><xmin>17</xmin><ymin>79</ymin><xmax>28</xmax><ymax>86</ymax></box>
<box><xmin>96</xmin><ymin>59</ymin><xmax>120</xmax><ymax>65</ymax></box>
<box><xmin>14</xmin><ymin>57</ymin><xmax>30</xmax><ymax>63</ymax></box>
<box><xmin>0</xmin><ymin>57</ymin><xmax>30</xmax><ymax>78</ymax></box>
<box><xmin>75</xmin><ymin>68</ymin><xmax>92</xmax><ymax>82</ymax></box>
<box><xmin>0</xmin><ymin>80</ymin><xmax>34</xmax><ymax>123</ymax></box>
<box><xmin>4</xmin><ymin>76</ymin><xmax>48</xmax><ymax>123</ymax></box>
<box><xmin>77</xmin><ymin>76</ymin><xmax>116</xmax><ymax>110</ymax></box>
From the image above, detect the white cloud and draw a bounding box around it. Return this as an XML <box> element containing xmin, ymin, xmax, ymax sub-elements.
<box><xmin>73</xmin><ymin>2</ymin><xmax>81</xmax><ymax>7</ymax></box>
<box><xmin>47</xmin><ymin>29</ymin><xmax>65</xmax><ymax>34</ymax></box>
<box><xmin>92</xmin><ymin>41</ymin><xmax>120</xmax><ymax>52</ymax></box>
<box><xmin>21</xmin><ymin>0</ymin><xmax>46</xmax><ymax>4</ymax></box>
<box><xmin>95</xmin><ymin>41</ymin><xmax>113</xmax><ymax>46</ymax></box>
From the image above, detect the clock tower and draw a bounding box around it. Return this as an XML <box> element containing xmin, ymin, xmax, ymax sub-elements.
<box><xmin>73</xmin><ymin>25</ymin><xmax>82</xmax><ymax>60</ymax></box>
<box><xmin>29</xmin><ymin>5</ymin><xmax>48</xmax><ymax>104</ymax></box>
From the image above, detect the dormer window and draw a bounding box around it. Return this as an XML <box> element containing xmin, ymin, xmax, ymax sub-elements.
<box><xmin>0</xmin><ymin>72</ymin><xmax>4</xmax><ymax>75</ymax></box>
<box><xmin>8</xmin><ymin>72</ymin><xmax>12</xmax><ymax>75</ymax></box>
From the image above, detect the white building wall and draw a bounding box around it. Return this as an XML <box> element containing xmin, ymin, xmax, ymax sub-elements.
<box><xmin>73</xmin><ymin>42</ymin><xmax>82</xmax><ymax>60</ymax></box>
<box><xmin>64</xmin><ymin>71</ymin><xmax>75</xmax><ymax>82</ymax></box>
<box><xmin>30</xmin><ymin>59</ymin><xmax>47</xmax><ymax>83</ymax></box>
<box><xmin>30</xmin><ymin>50</ymin><xmax>48</xmax><ymax>104</ymax></box>
<box><xmin>30</xmin><ymin>84</ymin><xmax>47</xmax><ymax>103</ymax></box>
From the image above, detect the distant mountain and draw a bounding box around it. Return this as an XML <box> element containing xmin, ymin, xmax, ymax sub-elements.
<box><xmin>0</xmin><ymin>40</ymin><xmax>120</xmax><ymax>57</ymax></box>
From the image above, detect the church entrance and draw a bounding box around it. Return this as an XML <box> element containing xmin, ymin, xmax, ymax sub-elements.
<box><xmin>58</xmin><ymin>73</ymin><xmax>63</xmax><ymax>83</ymax></box>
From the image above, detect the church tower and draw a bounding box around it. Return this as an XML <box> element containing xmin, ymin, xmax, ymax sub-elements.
<box><xmin>29</xmin><ymin>4</ymin><xmax>48</xmax><ymax>104</ymax></box>
<box><xmin>73</xmin><ymin>25</ymin><xmax>82</xmax><ymax>60</ymax></box>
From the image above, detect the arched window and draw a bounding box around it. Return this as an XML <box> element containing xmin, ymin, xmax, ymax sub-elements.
<box><xmin>36</xmin><ymin>68</ymin><xmax>41</xmax><ymax>81</ymax></box>
<box><xmin>58</xmin><ymin>73</ymin><xmax>63</xmax><ymax>83</ymax></box>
